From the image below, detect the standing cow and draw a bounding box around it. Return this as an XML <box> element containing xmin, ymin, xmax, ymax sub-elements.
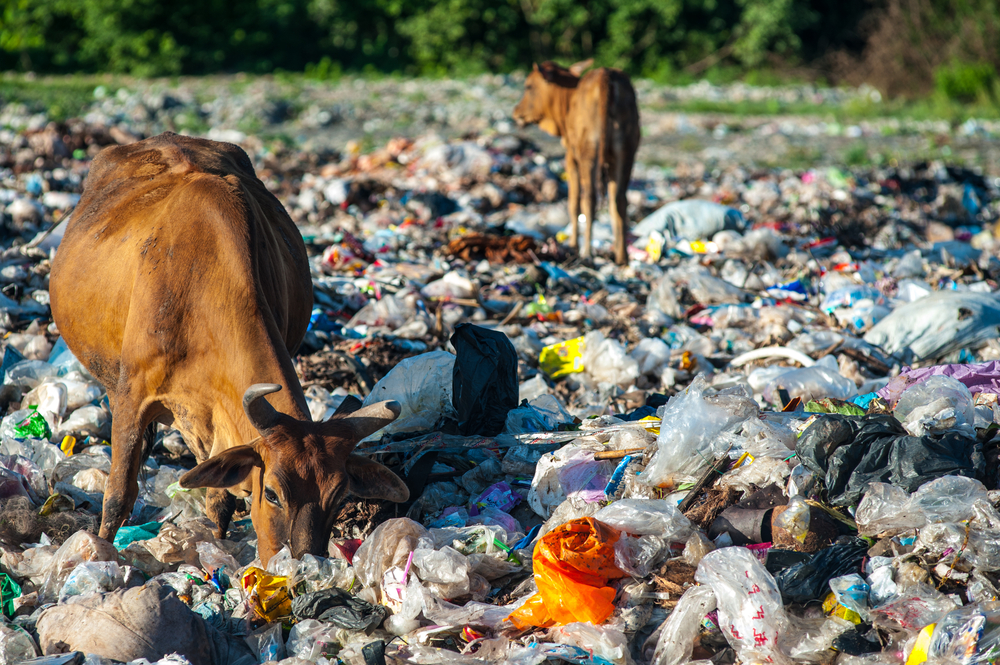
<box><xmin>513</xmin><ymin>59</ymin><xmax>640</xmax><ymax>265</ymax></box>
<box><xmin>50</xmin><ymin>133</ymin><xmax>408</xmax><ymax>564</ymax></box>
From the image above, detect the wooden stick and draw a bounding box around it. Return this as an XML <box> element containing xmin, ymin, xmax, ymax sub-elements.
<box><xmin>678</xmin><ymin>453</ymin><xmax>731</xmax><ymax>513</ymax></box>
<box><xmin>594</xmin><ymin>447</ymin><xmax>646</xmax><ymax>460</ymax></box>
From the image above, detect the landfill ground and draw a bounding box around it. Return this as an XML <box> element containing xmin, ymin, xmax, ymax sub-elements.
<box><xmin>4</xmin><ymin>75</ymin><xmax>1000</xmax><ymax>665</ymax></box>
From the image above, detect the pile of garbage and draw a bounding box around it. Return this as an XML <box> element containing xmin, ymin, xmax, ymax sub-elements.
<box><xmin>5</xmin><ymin>112</ymin><xmax>1000</xmax><ymax>665</ymax></box>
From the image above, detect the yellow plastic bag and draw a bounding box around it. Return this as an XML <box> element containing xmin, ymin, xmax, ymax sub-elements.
<box><xmin>241</xmin><ymin>567</ymin><xmax>292</xmax><ymax>621</ymax></box>
<box><xmin>508</xmin><ymin>517</ymin><xmax>626</xmax><ymax>629</ymax></box>
<box><xmin>538</xmin><ymin>337</ymin><xmax>586</xmax><ymax>379</ymax></box>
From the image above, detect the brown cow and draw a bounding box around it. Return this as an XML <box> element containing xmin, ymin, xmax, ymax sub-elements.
<box><xmin>513</xmin><ymin>59</ymin><xmax>640</xmax><ymax>265</ymax></box>
<box><xmin>49</xmin><ymin>132</ymin><xmax>408</xmax><ymax>565</ymax></box>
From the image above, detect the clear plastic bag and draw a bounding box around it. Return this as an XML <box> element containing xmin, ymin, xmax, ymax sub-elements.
<box><xmin>581</xmin><ymin>331</ymin><xmax>639</xmax><ymax>387</ymax></box>
<box><xmin>829</xmin><ymin>574</ymin><xmax>872</xmax><ymax>622</ymax></box>
<box><xmin>695</xmin><ymin>546</ymin><xmax>791</xmax><ymax>665</ymax></box>
<box><xmin>548</xmin><ymin>623</ymin><xmax>632</xmax><ymax>665</ymax></box>
<box><xmin>773</xmin><ymin>496</ymin><xmax>811</xmax><ymax>543</ymax></box>
<box><xmin>352</xmin><ymin>518</ymin><xmax>432</xmax><ymax>591</ymax></box>
<box><xmin>58</xmin><ymin>560</ymin><xmax>127</xmax><ymax>602</ymax></box>
<box><xmin>681</xmin><ymin>531</ymin><xmax>715</xmax><ymax>567</ymax></box>
<box><xmin>245</xmin><ymin>621</ymin><xmax>285</xmax><ymax>662</ymax></box>
<box><xmin>651</xmin><ymin>585</ymin><xmax>717</xmax><ymax>665</ymax></box>
<box><xmin>39</xmin><ymin>531</ymin><xmax>119</xmax><ymax>603</ymax></box>
<box><xmin>0</xmin><ymin>622</ymin><xmax>37</xmax><ymax>663</ymax></box>
<box><xmin>286</xmin><ymin>619</ymin><xmax>340</xmax><ymax>661</ymax></box>
<box><xmin>894</xmin><ymin>375</ymin><xmax>976</xmax><ymax>438</ymax></box>
<box><xmin>593</xmin><ymin>499</ymin><xmax>693</xmax><ymax>541</ymax></box>
<box><xmin>528</xmin><ymin>445</ymin><xmax>613</xmax><ymax>518</ymax></box>
<box><xmin>870</xmin><ymin>582</ymin><xmax>960</xmax><ymax>631</ymax></box>
<box><xmin>762</xmin><ymin>355</ymin><xmax>858</xmax><ymax>404</ymax></box>
<box><xmin>856</xmin><ymin>476</ymin><xmax>990</xmax><ymax>536</ymax></box>
<box><xmin>631</xmin><ymin>337</ymin><xmax>671</xmax><ymax>376</ymax></box>
<box><xmin>641</xmin><ymin>375</ymin><xmax>758</xmax><ymax>488</ymax></box>
<box><xmin>140</xmin><ymin>518</ymin><xmax>217</xmax><ymax>565</ymax></box>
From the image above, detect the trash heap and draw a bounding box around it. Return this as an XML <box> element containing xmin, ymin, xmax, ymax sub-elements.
<box><xmin>4</xmin><ymin>118</ymin><xmax>1000</xmax><ymax>665</ymax></box>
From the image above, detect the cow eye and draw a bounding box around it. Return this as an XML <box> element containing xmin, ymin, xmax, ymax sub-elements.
<box><xmin>264</xmin><ymin>487</ymin><xmax>280</xmax><ymax>506</ymax></box>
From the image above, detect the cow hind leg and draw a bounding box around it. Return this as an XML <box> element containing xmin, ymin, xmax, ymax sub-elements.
<box><xmin>207</xmin><ymin>488</ymin><xmax>238</xmax><ymax>539</ymax></box>
<box><xmin>579</xmin><ymin>158</ymin><xmax>597</xmax><ymax>259</ymax></box>
<box><xmin>100</xmin><ymin>399</ymin><xmax>152</xmax><ymax>543</ymax></box>
<box><xmin>565</xmin><ymin>150</ymin><xmax>580</xmax><ymax>254</ymax></box>
<box><xmin>610</xmin><ymin>151</ymin><xmax>635</xmax><ymax>265</ymax></box>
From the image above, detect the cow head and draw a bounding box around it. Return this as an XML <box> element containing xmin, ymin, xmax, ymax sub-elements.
<box><xmin>179</xmin><ymin>384</ymin><xmax>408</xmax><ymax>565</ymax></box>
<box><xmin>512</xmin><ymin>60</ymin><xmax>593</xmax><ymax>130</ymax></box>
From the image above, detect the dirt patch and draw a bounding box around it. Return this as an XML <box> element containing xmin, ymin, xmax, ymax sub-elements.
<box><xmin>683</xmin><ymin>486</ymin><xmax>741</xmax><ymax>531</ymax></box>
<box><xmin>0</xmin><ymin>497</ymin><xmax>99</xmax><ymax>547</ymax></box>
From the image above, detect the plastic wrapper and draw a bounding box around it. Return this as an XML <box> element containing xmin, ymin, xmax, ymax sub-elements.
<box><xmin>614</xmin><ymin>533</ymin><xmax>667</xmax><ymax>577</ymax></box>
<box><xmin>856</xmin><ymin>476</ymin><xmax>990</xmax><ymax>536</ymax></box>
<box><xmin>504</xmin><ymin>395</ymin><xmax>573</xmax><ymax>435</ymax></box>
<box><xmin>141</xmin><ymin>518</ymin><xmax>217</xmax><ymax>565</ymax></box>
<box><xmin>695</xmin><ymin>546</ymin><xmax>791</xmax><ymax>665</ymax></box>
<box><xmin>508</xmin><ymin>517</ymin><xmax>627</xmax><ymax>629</ymax></box>
<box><xmin>549</xmin><ymin>622</ymin><xmax>632</xmax><ymax>665</ymax></box>
<box><xmin>641</xmin><ymin>375</ymin><xmax>757</xmax><ymax>488</ymax></box>
<box><xmin>717</xmin><ymin>456</ymin><xmax>791</xmax><ymax>496</ymax></box>
<box><xmin>829</xmin><ymin>574</ymin><xmax>872</xmax><ymax>622</ymax></box>
<box><xmin>592</xmin><ymin>499</ymin><xmax>693</xmax><ymax>541</ymax></box>
<box><xmin>459</xmin><ymin>456</ymin><xmax>502</xmax><ymax>495</ymax></box>
<box><xmin>241</xmin><ymin>566</ymin><xmax>292</xmax><ymax>621</ymax></box>
<box><xmin>651</xmin><ymin>584</ymin><xmax>717</xmax><ymax>665</ymax></box>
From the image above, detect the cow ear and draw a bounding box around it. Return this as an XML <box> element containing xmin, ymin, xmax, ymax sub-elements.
<box><xmin>331</xmin><ymin>395</ymin><xmax>363</xmax><ymax>417</ymax></box>
<box><xmin>568</xmin><ymin>58</ymin><xmax>593</xmax><ymax>76</ymax></box>
<box><xmin>345</xmin><ymin>454</ymin><xmax>410</xmax><ymax>502</ymax></box>
<box><xmin>532</xmin><ymin>62</ymin><xmax>539</xmax><ymax>72</ymax></box>
<box><xmin>179</xmin><ymin>445</ymin><xmax>262</xmax><ymax>489</ymax></box>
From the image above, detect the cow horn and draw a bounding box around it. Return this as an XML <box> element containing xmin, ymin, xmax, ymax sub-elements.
<box><xmin>243</xmin><ymin>383</ymin><xmax>282</xmax><ymax>434</ymax></box>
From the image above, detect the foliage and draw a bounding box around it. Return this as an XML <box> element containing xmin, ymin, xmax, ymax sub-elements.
<box><xmin>1</xmin><ymin>0</ymin><xmax>999</xmax><ymax>103</ymax></box>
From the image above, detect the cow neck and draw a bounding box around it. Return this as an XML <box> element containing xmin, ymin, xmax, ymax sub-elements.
<box><xmin>548</xmin><ymin>85</ymin><xmax>576</xmax><ymax>137</ymax></box>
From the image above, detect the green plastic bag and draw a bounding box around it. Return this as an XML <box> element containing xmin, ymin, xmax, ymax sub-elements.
<box><xmin>13</xmin><ymin>407</ymin><xmax>52</xmax><ymax>440</ymax></box>
<box><xmin>0</xmin><ymin>573</ymin><xmax>21</xmax><ymax>617</ymax></box>
<box><xmin>113</xmin><ymin>522</ymin><xmax>163</xmax><ymax>550</ymax></box>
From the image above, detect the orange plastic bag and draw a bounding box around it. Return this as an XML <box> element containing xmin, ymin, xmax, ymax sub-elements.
<box><xmin>508</xmin><ymin>517</ymin><xmax>627</xmax><ymax>629</ymax></box>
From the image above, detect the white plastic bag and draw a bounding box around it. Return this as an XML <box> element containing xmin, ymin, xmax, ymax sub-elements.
<box><xmin>361</xmin><ymin>350</ymin><xmax>457</xmax><ymax>438</ymax></box>
<box><xmin>894</xmin><ymin>375</ymin><xmax>976</xmax><ymax>437</ymax></box>
<box><xmin>695</xmin><ymin>547</ymin><xmax>791</xmax><ymax>665</ymax></box>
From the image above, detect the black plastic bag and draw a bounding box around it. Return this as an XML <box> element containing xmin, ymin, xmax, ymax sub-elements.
<box><xmin>451</xmin><ymin>323</ymin><xmax>518</xmax><ymax>436</ymax></box>
<box><xmin>796</xmin><ymin>414</ymin><xmax>983</xmax><ymax>507</ymax></box>
<box><xmin>774</xmin><ymin>540</ymin><xmax>867</xmax><ymax>604</ymax></box>
<box><xmin>291</xmin><ymin>587</ymin><xmax>387</xmax><ymax>634</ymax></box>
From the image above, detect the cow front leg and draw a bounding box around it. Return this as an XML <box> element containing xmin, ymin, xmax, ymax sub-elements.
<box><xmin>207</xmin><ymin>488</ymin><xmax>238</xmax><ymax>539</ymax></box>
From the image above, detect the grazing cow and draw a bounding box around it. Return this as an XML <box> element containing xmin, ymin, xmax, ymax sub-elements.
<box><xmin>49</xmin><ymin>132</ymin><xmax>408</xmax><ymax>564</ymax></box>
<box><xmin>513</xmin><ymin>59</ymin><xmax>640</xmax><ymax>265</ymax></box>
